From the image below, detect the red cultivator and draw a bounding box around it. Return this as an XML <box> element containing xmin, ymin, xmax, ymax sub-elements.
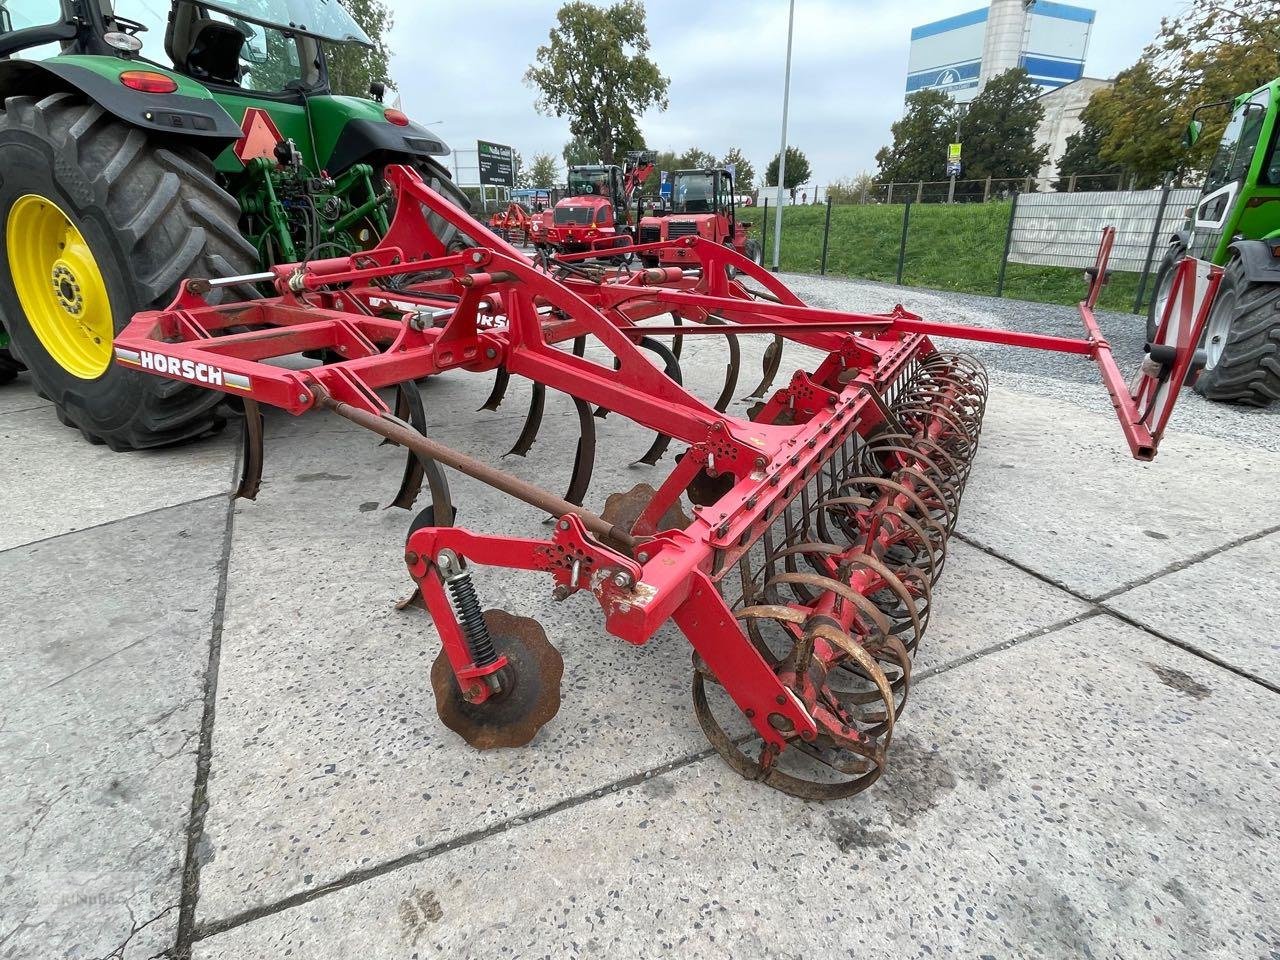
<box><xmin>115</xmin><ymin>167</ymin><xmax>1211</xmax><ymax>799</ymax></box>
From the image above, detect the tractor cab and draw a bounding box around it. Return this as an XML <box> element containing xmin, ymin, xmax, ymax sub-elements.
<box><xmin>1182</xmin><ymin>81</ymin><xmax>1280</xmax><ymax>262</ymax></box>
<box><xmin>639</xmin><ymin>168</ymin><xmax>759</xmax><ymax>267</ymax></box>
<box><xmin>555</xmin><ymin>165</ymin><xmax>624</xmax><ymax>229</ymax></box>
<box><xmin>1146</xmin><ymin>76</ymin><xmax>1280</xmax><ymax>405</ymax></box>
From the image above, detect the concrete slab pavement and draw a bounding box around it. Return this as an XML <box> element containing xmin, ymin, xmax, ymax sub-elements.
<box><xmin>1106</xmin><ymin>531</ymin><xmax>1280</xmax><ymax>689</ymax></box>
<box><xmin>0</xmin><ymin>401</ymin><xmax>236</xmax><ymax>551</ymax></box>
<box><xmin>193</xmin><ymin>384</ymin><xmax>1090</xmax><ymax>925</ymax></box>
<box><xmin>0</xmin><ymin>497</ymin><xmax>228</xmax><ymax>959</ymax></box>
<box><xmin>958</xmin><ymin>386</ymin><xmax>1280</xmax><ymax>601</ymax></box>
<box><xmin>191</xmin><ymin>616</ymin><xmax>1280</xmax><ymax>960</ymax></box>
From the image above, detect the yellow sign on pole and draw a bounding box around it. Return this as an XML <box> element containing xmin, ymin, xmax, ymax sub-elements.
<box><xmin>948</xmin><ymin>143</ymin><xmax>962</xmax><ymax>162</ymax></box>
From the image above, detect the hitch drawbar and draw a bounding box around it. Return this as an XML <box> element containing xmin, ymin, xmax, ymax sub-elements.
<box><xmin>114</xmin><ymin>166</ymin><xmax>1210</xmax><ymax>799</ymax></box>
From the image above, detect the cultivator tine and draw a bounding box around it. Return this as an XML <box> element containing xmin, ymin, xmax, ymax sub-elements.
<box><xmin>571</xmin><ymin>335</ymin><xmax>587</xmax><ymax>358</ymax></box>
<box><xmin>479</xmin><ymin>367</ymin><xmax>510</xmax><ymax>412</ymax></box>
<box><xmin>744</xmin><ymin>334</ymin><xmax>784</xmax><ymax>401</ymax></box>
<box><xmin>505</xmin><ymin>382</ymin><xmax>546</xmax><ymax>458</ymax></box>
<box><xmin>705</xmin><ymin>317</ymin><xmax>741</xmax><ymax>413</ymax></box>
<box><xmin>633</xmin><ymin>336</ymin><xmax>682</xmax><ymax>466</ymax></box>
<box><xmin>669</xmin><ymin>313</ymin><xmax>683</xmax><ymax>361</ymax></box>
<box><xmin>235</xmin><ymin>399</ymin><xmax>265</xmax><ymax>501</ymax></box>
<box><xmin>388</xmin><ymin>381</ymin><xmax>453</xmax><ymax>513</ymax></box>
<box><xmin>563</xmin><ymin>396</ymin><xmax>596</xmax><ymax>508</ymax></box>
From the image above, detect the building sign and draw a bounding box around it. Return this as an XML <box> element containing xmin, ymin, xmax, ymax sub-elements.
<box><xmin>477</xmin><ymin>140</ymin><xmax>515</xmax><ymax>187</ymax></box>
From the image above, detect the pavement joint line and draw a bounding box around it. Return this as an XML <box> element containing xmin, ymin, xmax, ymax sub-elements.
<box><xmin>913</xmin><ymin>609</ymin><xmax>1105</xmax><ymax>684</ymax></box>
<box><xmin>173</xmin><ymin>452</ymin><xmax>241</xmax><ymax>960</ymax></box>
<box><xmin>192</xmin><ymin>745</ymin><xmax>721</xmax><ymax>944</ymax></box>
<box><xmin>1097</xmin><ymin>602</ymin><xmax>1280</xmax><ymax>696</ymax></box>
<box><xmin>1092</xmin><ymin>521</ymin><xmax>1280</xmax><ymax>602</ymax></box>
<box><xmin>0</xmin><ymin>401</ymin><xmax>51</xmax><ymax>416</ymax></box>
<box><xmin>952</xmin><ymin>530</ymin><xmax>1280</xmax><ymax>695</ymax></box>
<box><xmin>0</xmin><ymin>490</ymin><xmax>231</xmax><ymax>557</ymax></box>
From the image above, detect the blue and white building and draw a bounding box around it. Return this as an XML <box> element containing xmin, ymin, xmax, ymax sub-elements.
<box><xmin>905</xmin><ymin>0</ymin><xmax>1095</xmax><ymax>104</ymax></box>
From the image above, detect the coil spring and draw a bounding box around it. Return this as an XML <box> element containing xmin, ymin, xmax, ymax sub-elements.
<box><xmin>446</xmin><ymin>569</ymin><xmax>498</xmax><ymax>667</ymax></box>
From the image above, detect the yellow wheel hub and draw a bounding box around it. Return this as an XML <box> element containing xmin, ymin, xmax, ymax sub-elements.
<box><xmin>6</xmin><ymin>194</ymin><xmax>114</xmax><ymax>379</ymax></box>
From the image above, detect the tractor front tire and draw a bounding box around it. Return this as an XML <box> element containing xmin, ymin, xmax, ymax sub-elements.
<box><xmin>1193</xmin><ymin>258</ymin><xmax>1280</xmax><ymax>406</ymax></box>
<box><xmin>0</xmin><ymin>92</ymin><xmax>257</xmax><ymax>449</ymax></box>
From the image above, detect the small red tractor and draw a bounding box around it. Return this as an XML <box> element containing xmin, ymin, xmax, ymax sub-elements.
<box><xmin>542</xmin><ymin>150</ymin><xmax>656</xmax><ymax>256</ymax></box>
<box><xmin>638</xmin><ymin>168</ymin><xmax>760</xmax><ymax>269</ymax></box>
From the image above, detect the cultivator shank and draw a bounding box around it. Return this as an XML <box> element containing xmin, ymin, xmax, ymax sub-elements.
<box><xmin>115</xmin><ymin>169</ymin><xmax>1206</xmax><ymax>800</ymax></box>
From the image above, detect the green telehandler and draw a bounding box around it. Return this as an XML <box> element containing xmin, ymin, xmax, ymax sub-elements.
<box><xmin>0</xmin><ymin>0</ymin><xmax>468</xmax><ymax>448</ymax></box>
<box><xmin>1148</xmin><ymin>76</ymin><xmax>1280</xmax><ymax>405</ymax></box>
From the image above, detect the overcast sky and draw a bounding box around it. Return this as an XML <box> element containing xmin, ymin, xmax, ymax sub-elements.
<box><xmin>388</xmin><ymin>0</ymin><xmax>1179</xmax><ymax>188</ymax></box>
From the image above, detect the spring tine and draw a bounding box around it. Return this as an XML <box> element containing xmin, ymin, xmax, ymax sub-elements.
<box><xmin>704</xmin><ymin>317</ymin><xmax>741</xmax><ymax>413</ymax></box>
<box><xmin>670</xmin><ymin>312</ymin><xmax>684</xmax><ymax>361</ymax></box>
<box><xmin>594</xmin><ymin>355</ymin><xmax>621</xmax><ymax>419</ymax></box>
<box><xmin>235</xmin><ymin>398</ymin><xmax>265</xmax><ymax>501</ymax></box>
<box><xmin>743</xmin><ymin>334</ymin><xmax>784</xmax><ymax>401</ymax></box>
<box><xmin>479</xmin><ymin>366</ymin><xmax>510</xmax><ymax>412</ymax></box>
<box><xmin>633</xmin><ymin>336</ymin><xmax>682</xmax><ymax>466</ymax></box>
<box><xmin>563</xmin><ymin>396</ymin><xmax>596</xmax><ymax>507</ymax></box>
<box><xmin>505</xmin><ymin>382</ymin><xmax>545</xmax><ymax>458</ymax></box>
<box><xmin>388</xmin><ymin>381</ymin><xmax>446</xmax><ymax>512</ymax></box>
<box><xmin>572</xmin><ymin>335</ymin><xmax>587</xmax><ymax>357</ymax></box>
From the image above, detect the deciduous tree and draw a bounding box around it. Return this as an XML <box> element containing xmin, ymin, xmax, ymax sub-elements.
<box><xmin>719</xmin><ymin>147</ymin><xmax>755</xmax><ymax>191</ymax></box>
<box><xmin>874</xmin><ymin>89</ymin><xmax>955</xmax><ymax>184</ymax></box>
<box><xmin>525</xmin><ymin>153</ymin><xmax>560</xmax><ymax>188</ymax></box>
<box><xmin>525</xmin><ymin>1</ymin><xmax>670</xmax><ymax>164</ymax></box>
<box><xmin>961</xmin><ymin>69</ymin><xmax>1049</xmax><ymax>180</ymax></box>
<box><xmin>765</xmin><ymin>146</ymin><xmax>811</xmax><ymax>191</ymax></box>
<box><xmin>327</xmin><ymin>0</ymin><xmax>393</xmax><ymax>98</ymax></box>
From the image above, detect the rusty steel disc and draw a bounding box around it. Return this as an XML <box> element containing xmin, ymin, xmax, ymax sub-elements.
<box><xmin>431</xmin><ymin>609</ymin><xmax>563</xmax><ymax>749</ymax></box>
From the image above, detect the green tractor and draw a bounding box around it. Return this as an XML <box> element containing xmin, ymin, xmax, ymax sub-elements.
<box><xmin>0</xmin><ymin>0</ymin><xmax>468</xmax><ymax>448</ymax></box>
<box><xmin>1148</xmin><ymin>76</ymin><xmax>1280</xmax><ymax>405</ymax></box>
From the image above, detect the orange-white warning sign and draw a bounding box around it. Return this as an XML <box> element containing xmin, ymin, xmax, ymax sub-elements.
<box><xmin>233</xmin><ymin>107</ymin><xmax>284</xmax><ymax>164</ymax></box>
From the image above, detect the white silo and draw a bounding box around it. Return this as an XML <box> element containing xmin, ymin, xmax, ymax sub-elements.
<box><xmin>980</xmin><ymin>0</ymin><xmax>1033</xmax><ymax>86</ymax></box>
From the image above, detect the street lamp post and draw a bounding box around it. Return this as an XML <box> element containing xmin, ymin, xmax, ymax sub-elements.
<box><xmin>771</xmin><ymin>0</ymin><xmax>796</xmax><ymax>273</ymax></box>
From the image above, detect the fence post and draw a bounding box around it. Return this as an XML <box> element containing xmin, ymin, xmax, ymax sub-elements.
<box><xmin>983</xmin><ymin>176</ymin><xmax>991</xmax><ymax>203</ymax></box>
<box><xmin>1068</xmin><ymin>174</ymin><xmax>1077</xmax><ymax>193</ymax></box>
<box><xmin>915</xmin><ymin>181</ymin><xmax>924</xmax><ymax>204</ymax></box>
<box><xmin>820</xmin><ymin>195</ymin><xmax>833</xmax><ymax>275</ymax></box>
<box><xmin>760</xmin><ymin>197</ymin><xmax>769</xmax><ymax>266</ymax></box>
<box><xmin>996</xmin><ymin>191</ymin><xmax>1019</xmax><ymax>298</ymax></box>
<box><xmin>896</xmin><ymin>198</ymin><xmax>912</xmax><ymax>286</ymax></box>
<box><xmin>1133</xmin><ymin>176</ymin><xmax>1174</xmax><ymax>315</ymax></box>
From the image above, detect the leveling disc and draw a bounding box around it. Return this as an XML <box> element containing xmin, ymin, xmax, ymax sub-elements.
<box><xmin>431</xmin><ymin>609</ymin><xmax>563</xmax><ymax>749</ymax></box>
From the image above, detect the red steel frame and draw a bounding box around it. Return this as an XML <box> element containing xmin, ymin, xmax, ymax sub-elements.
<box><xmin>114</xmin><ymin>167</ymin><xmax>1210</xmax><ymax>758</ymax></box>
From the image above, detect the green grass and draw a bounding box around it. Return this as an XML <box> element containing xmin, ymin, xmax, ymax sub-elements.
<box><xmin>737</xmin><ymin>202</ymin><xmax>1141</xmax><ymax>313</ymax></box>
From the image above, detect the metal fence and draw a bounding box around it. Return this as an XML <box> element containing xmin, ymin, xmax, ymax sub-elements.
<box><xmin>814</xmin><ymin>173</ymin><xmax>1130</xmax><ymax>206</ymax></box>
<box><xmin>743</xmin><ymin>180</ymin><xmax>1201</xmax><ymax>314</ymax></box>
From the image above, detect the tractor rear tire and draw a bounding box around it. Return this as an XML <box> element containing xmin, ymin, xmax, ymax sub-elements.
<box><xmin>1146</xmin><ymin>242</ymin><xmax>1184</xmax><ymax>345</ymax></box>
<box><xmin>0</xmin><ymin>92</ymin><xmax>257</xmax><ymax>449</ymax></box>
<box><xmin>1193</xmin><ymin>258</ymin><xmax>1280</xmax><ymax>406</ymax></box>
